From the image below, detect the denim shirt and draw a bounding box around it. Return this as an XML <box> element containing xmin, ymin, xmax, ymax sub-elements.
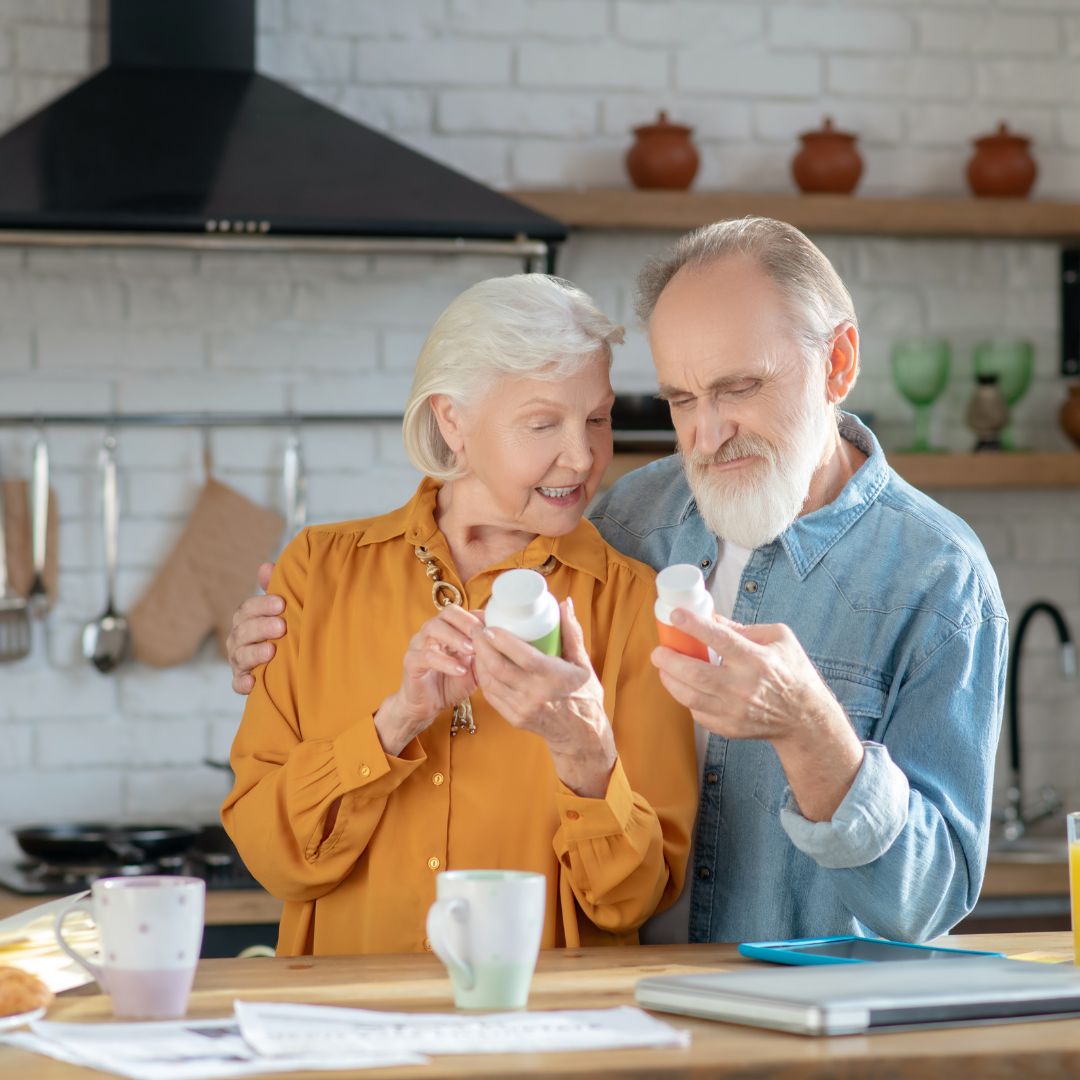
<box><xmin>589</xmin><ymin>414</ymin><xmax>1007</xmax><ymax>943</ymax></box>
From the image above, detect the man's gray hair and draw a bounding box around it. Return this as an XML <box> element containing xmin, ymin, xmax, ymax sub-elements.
<box><xmin>635</xmin><ymin>217</ymin><xmax>858</xmax><ymax>359</ymax></box>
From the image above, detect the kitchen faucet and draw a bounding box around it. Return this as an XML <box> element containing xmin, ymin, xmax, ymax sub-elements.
<box><xmin>999</xmin><ymin>600</ymin><xmax>1076</xmax><ymax>842</ymax></box>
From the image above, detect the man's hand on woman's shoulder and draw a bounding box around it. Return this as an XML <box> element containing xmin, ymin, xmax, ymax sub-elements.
<box><xmin>227</xmin><ymin>561</ymin><xmax>288</xmax><ymax>694</ymax></box>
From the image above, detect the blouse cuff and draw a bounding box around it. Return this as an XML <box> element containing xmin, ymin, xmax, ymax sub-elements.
<box><xmin>554</xmin><ymin>757</ymin><xmax>634</xmax><ymax>842</ymax></box>
<box><xmin>333</xmin><ymin>717</ymin><xmax>426</xmax><ymax>798</ymax></box>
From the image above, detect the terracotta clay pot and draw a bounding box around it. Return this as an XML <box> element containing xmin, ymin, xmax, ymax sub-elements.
<box><xmin>966</xmin><ymin>122</ymin><xmax>1037</xmax><ymax>198</ymax></box>
<box><xmin>625</xmin><ymin>111</ymin><xmax>699</xmax><ymax>190</ymax></box>
<box><xmin>1061</xmin><ymin>384</ymin><xmax>1080</xmax><ymax>449</ymax></box>
<box><xmin>791</xmin><ymin>117</ymin><xmax>863</xmax><ymax>195</ymax></box>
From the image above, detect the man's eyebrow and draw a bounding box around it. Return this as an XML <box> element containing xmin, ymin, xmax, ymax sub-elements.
<box><xmin>656</xmin><ymin>375</ymin><xmax>761</xmax><ymax>399</ymax></box>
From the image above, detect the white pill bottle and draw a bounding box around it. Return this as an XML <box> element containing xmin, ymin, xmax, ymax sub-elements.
<box><xmin>485</xmin><ymin>569</ymin><xmax>561</xmax><ymax>656</ymax></box>
<box><xmin>654</xmin><ymin>564</ymin><xmax>715</xmax><ymax>662</ymax></box>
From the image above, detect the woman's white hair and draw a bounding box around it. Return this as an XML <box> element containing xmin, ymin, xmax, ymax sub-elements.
<box><xmin>402</xmin><ymin>274</ymin><xmax>624</xmax><ymax>480</ymax></box>
<box><xmin>635</xmin><ymin>217</ymin><xmax>857</xmax><ymax>361</ymax></box>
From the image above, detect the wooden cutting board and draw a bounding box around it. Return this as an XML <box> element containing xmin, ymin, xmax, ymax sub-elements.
<box><xmin>1</xmin><ymin>480</ymin><xmax>59</xmax><ymax>605</ymax></box>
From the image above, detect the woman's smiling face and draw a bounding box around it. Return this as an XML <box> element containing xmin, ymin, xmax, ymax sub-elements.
<box><xmin>436</xmin><ymin>352</ymin><xmax>615</xmax><ymax>537</ymax></box>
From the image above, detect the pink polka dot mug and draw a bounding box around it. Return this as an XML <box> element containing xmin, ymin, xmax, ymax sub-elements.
<box><xmin>54</xmin><ymin>876</ymin><xmax>205</xmax><ymax>1020</ymax></box>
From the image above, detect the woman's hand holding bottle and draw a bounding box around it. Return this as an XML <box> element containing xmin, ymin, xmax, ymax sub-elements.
<box><xmin>375</xmin><ymin>605</ymin><xmax>484</xmax><ymax>756</ymax></box>
<box><xmin>473</xmin><ymin>597</ymin><xmax>616</xmax><ymax>798</ymax></box>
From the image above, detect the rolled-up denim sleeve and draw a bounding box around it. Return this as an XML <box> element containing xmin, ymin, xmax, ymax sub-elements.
<box><xmin>779</xmin><ymin>742</ymin><xmax>909</xmax><ymax>868</ymax></box>
<box><xmin>779</xmin><ymin>616</ymin><xmax>1008</xmax><ymax>942</ymax></box>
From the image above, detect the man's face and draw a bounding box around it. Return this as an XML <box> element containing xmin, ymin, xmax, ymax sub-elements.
<box><xmin>649</xmin><ymin>256</ymin><xmax>836</xmax><ymax>549</ymax></box>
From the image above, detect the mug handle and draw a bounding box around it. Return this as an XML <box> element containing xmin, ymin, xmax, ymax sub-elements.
<box><xmin>54</xmin><ymin>899</ymin><xmax>106</xmax><ymax>988</ymax></box>
<box><xmin>426</xmin><ymin>897</ymin><xmax>474</xmax><ymax>990</ymax></box>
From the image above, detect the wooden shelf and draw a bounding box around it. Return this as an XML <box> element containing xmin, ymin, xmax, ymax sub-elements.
<box><xmin>891</xmin><ymin>451</ymin><xmax>1080</xmax><ymax>489</ymax></box>
<box><xmin>606</xmin><ymin>450</ymin><xmax>1080</xmax><ymax>491</ymax></box>
<box><xmin>510</xmin><ymin>188</ymin><xmax>1080</xmax><ymax>239</ymax></box>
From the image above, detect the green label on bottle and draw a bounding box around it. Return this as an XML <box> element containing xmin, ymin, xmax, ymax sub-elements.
<box><xmin>528</xmin><ymin>625</ymin><xmax>561</xmax><ymax>657</ymax></box>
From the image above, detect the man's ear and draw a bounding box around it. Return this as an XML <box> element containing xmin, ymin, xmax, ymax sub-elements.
<box><xmin>825</xmin><ymin>323</ymin><xmax>859</xmax><ymax>405</ymax></box>
<box><xmin>428</xmin><ymin>394</ymin><xmax>467</xmax><ymax>464</ymax></box>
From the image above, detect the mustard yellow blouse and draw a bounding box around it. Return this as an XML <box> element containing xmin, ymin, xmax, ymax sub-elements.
<box><xmin>222</xmin><ymin>478</ymin><xmax>698</xmax><ymax>956</ymax></box>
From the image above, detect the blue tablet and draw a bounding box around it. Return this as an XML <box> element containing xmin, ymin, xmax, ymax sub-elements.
<box><xmin>738</xmin><ymin>936</ymin><xmax>1005</xmax><ymax>966</ymax></box>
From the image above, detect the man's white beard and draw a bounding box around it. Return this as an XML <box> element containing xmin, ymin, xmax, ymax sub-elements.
<box><xmin>683</xmin><ymin>392</ymin><xmax>835</xmax><ymax>551</ymax></box>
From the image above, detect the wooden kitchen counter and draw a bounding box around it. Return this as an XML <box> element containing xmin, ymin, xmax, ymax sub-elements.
<box><xmin>3</xmin><ymin>933</ymin><xmax>1079</xmax><ymax>1079</ymax></box>
<box><xmin>1</xmin><ymin>862</ymin><xmax>1065</xmax><ymax>917</ymax></box>
<box><xmin>0</xmin><ymin>888</ymin><xmax>282</xmax><ymax>927</ymax></box>
<box><xmin>1</xmin><ymin>863</ymin><xmax>1065</xmax><ymax>930</ymax></box>
<box><xmin>983</xmin><ymin>856</ymin><xmax>1069</xmax><ymax>898</ymax></box>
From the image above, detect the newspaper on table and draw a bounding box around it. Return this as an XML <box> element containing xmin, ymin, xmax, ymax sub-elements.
<box><xmin>235</xmin><ymin>1000</ymin><xmax>690</xmax><ymax>1058</ymax></box>
<box><xmin>1</xmin><ymin>1001</ymin><xmax>689</xmax><ymax>1079</ymax></box>
<box><xmin>3</xmin><ymin>1017</ymin><xmax>422</xmax><ymax>1079</ymax></box>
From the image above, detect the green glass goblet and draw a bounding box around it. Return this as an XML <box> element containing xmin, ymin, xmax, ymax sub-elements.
<box><xmin>891</xmin><ymin>338</ymin><xmax>951</xmax><ymax>453</ymax></box>
<box><xmin>973</xmin><ymin>340</ymin><xmax>1034</xmax><ymax>451</ymax></box>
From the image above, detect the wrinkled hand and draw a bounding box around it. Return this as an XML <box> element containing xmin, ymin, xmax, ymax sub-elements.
<box><xmin>650</xmin><ymin>608</ymin><xmax>842</xmax><ymax>745</ymax></box>
<box><xmin>227</xmin><ymin>562</ymin><xmax>285</xmax><ymax>695</ymax></box>
<box><xmin>650</xmin><ymin>608</ymin><xmax>863</xmax><ymax>820</ymax></box>
<box><xmin>375</xmin><ymin>605</ymin><xmax>485</xmax><ymax>756</ymax></box>
<box><xmin>473</xmin><ymin>598</ymin><xmax>615</xmax><ymax>798</ymax></box>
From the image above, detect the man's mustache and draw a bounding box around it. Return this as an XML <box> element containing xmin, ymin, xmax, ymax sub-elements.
<box><xmin>682</xmin><ymin>435</ymin><xmax>778</xmax><ymax>470</ymax></box>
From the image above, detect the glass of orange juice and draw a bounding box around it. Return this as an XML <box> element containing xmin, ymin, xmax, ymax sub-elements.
<box><xmin>1069</xmin><ymin>813</ymin><xmax>1080</xmax><ymax>963</ymax></box>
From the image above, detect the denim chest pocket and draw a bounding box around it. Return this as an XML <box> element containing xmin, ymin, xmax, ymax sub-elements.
<box><xmin>752</xmin><ymin>669</ymin><xmax>889</xmax><ymax>816</ymax></box>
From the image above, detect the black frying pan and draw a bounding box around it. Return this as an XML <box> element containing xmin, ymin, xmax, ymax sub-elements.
<box><xmin>14</xmin><ymin>824</ymin><xmax>200</xmax><ymax>863</ymax></box>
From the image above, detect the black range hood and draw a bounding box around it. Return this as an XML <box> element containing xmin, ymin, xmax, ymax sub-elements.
<box><xmin>0</xmin><ymin>0</ymin><xmax>565</xmax><ymax>259</ymax></box>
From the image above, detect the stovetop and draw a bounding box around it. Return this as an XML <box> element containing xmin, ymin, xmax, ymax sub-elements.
<box><xmin>0</xmin><ymin>824</ymin><xmax>260</xmax><ymax>895</ymax></box>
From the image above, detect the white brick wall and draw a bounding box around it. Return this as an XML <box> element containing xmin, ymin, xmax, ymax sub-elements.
<box><xmin>355</xmin><ymin>40</ymin><xmax>511</xmax><ymax>85</ymax></box>
<box><xmin>14</xmin><ymin>23</ymin><xmax>89</xmax><ymax>74</ymax></box>
<box><xmin>615</xmin><ymin>2</ymin><xmax>763</xmax><ymax>46</ymax></box>
<box><xmin>0</xmin><ymin>0</ymin><xmax>1079</xmax><ymax>838</ymax></box>
<box><xmin>770</xmin><ymin>7</ymin><xmax>914</xmax><ymax>53</ymax></box>
<box><xmin>677</xmin><ymin>48</ymin><xmax>821</xmax><ymax>97</ymax></box>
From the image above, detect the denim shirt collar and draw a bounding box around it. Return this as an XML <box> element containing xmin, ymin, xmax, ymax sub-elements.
<box><xmin>778</xmin><ymin>413</ymin><xmax>890</xmax><ymax>581</ymax></box>
<box><xmin>668</xmin><ymin>487</ymin><xmax>719</xmax><ymax>571</ymax></box>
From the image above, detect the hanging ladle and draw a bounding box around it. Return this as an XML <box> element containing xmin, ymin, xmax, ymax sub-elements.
<box><xmin>82</xmin><ymin>434</ymin><xmax>130</xmax><ymax>673</ymax></box>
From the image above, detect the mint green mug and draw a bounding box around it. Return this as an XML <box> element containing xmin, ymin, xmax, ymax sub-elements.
<box><xmin>426</xmin><ymin>870</ymin><xmax>546</xmax><ymax>1010</ymax></box>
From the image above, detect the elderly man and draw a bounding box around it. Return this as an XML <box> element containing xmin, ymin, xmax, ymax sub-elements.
<box><xmin>227</xmin><ymin>218</ymin><xmax>1006</xmax><ymax>946</ymax></box>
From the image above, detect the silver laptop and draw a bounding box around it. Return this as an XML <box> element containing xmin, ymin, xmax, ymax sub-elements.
<box><xmin>635</xmin><ymin>958</ymin><xmax>1080</xmax><ymax>1036</ymax></box>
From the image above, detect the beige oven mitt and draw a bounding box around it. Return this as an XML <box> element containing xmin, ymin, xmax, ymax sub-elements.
<box><xmin>1</xmin><ymin>479</ymin><xmax>59</xmax><ymax>606</ymax></box>
<box><xmin>128</xmin><ymin>479</ymin><xmax>284</xmax><ymax>667</ymax></box>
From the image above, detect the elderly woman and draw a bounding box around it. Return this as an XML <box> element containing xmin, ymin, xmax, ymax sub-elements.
<box><xmin>221</xmin><ymin>275</ymin><xmax>697</xmax><ymax>956</ymax></box>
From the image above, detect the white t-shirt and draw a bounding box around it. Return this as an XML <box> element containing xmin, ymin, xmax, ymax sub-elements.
<box><xmin>638</xmin><ymin>539</ymin><xmax>753</xmax><ymax>945</ymax></box>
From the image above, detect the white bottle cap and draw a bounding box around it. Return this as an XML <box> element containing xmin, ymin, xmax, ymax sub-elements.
<box><xmin>490</xmin><ymin>568</ymin><xmax>547</xmax><ymax>619</ymax></box>
<box><xmin>656</xmin><ymin>564</ymin><xmax>708</xmax><ymax>610</ymax></box>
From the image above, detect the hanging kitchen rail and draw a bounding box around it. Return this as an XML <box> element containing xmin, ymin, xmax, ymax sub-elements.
<box><xmin>0</xmin><ymin>413</ymin><xmax>403</xmax><ymax>428</ymax></box>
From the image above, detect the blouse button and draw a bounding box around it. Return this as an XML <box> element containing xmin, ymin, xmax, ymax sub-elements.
<box><xmin>432</xmin><ymin>772</ymin><xmax>445</xmax><ymax>786</ymax></box>
<box><xmin>744</xmin><ymin>580</ymin><xmax>759</xmax><ymax>593</ymax></box>
<box><xmin>565</xmin><ymin>809</ymin><xmax>580</xmax><ymax>821</ymax></box>
<box><xmin>428</xmin><ymin>856</ymin><xmax>441</xmax><ymax>871</ymax></box>
<box><xmin>699</xmin><ymin>559</ymin><xmax>711</xmax><ymax>569</ymax></box>
<box><xmin>705</xmin><ymin>771</ymin><xmax>718</xmax><ymax>785</ymax></box>
<box><xmin>359</xmin><ymin>764</ymin><xmax>371</xmax><ymax>778</ymax></box>
<box><xmin>697</xmin><ymin>866</ymin><xmax>712</xmax><ymax>880</ymax></box>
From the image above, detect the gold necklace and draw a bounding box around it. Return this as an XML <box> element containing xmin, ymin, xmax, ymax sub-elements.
<box><xmin>413</xmin><ymin>545</ymin><xmax>557</xmax><ymax>736</ymax></box>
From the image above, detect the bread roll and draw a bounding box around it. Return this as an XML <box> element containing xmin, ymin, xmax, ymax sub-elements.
<box><xmin>0</xmin><ymin>966</ymin><xmax>53</xmax><ymax>1016</ymax></box>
